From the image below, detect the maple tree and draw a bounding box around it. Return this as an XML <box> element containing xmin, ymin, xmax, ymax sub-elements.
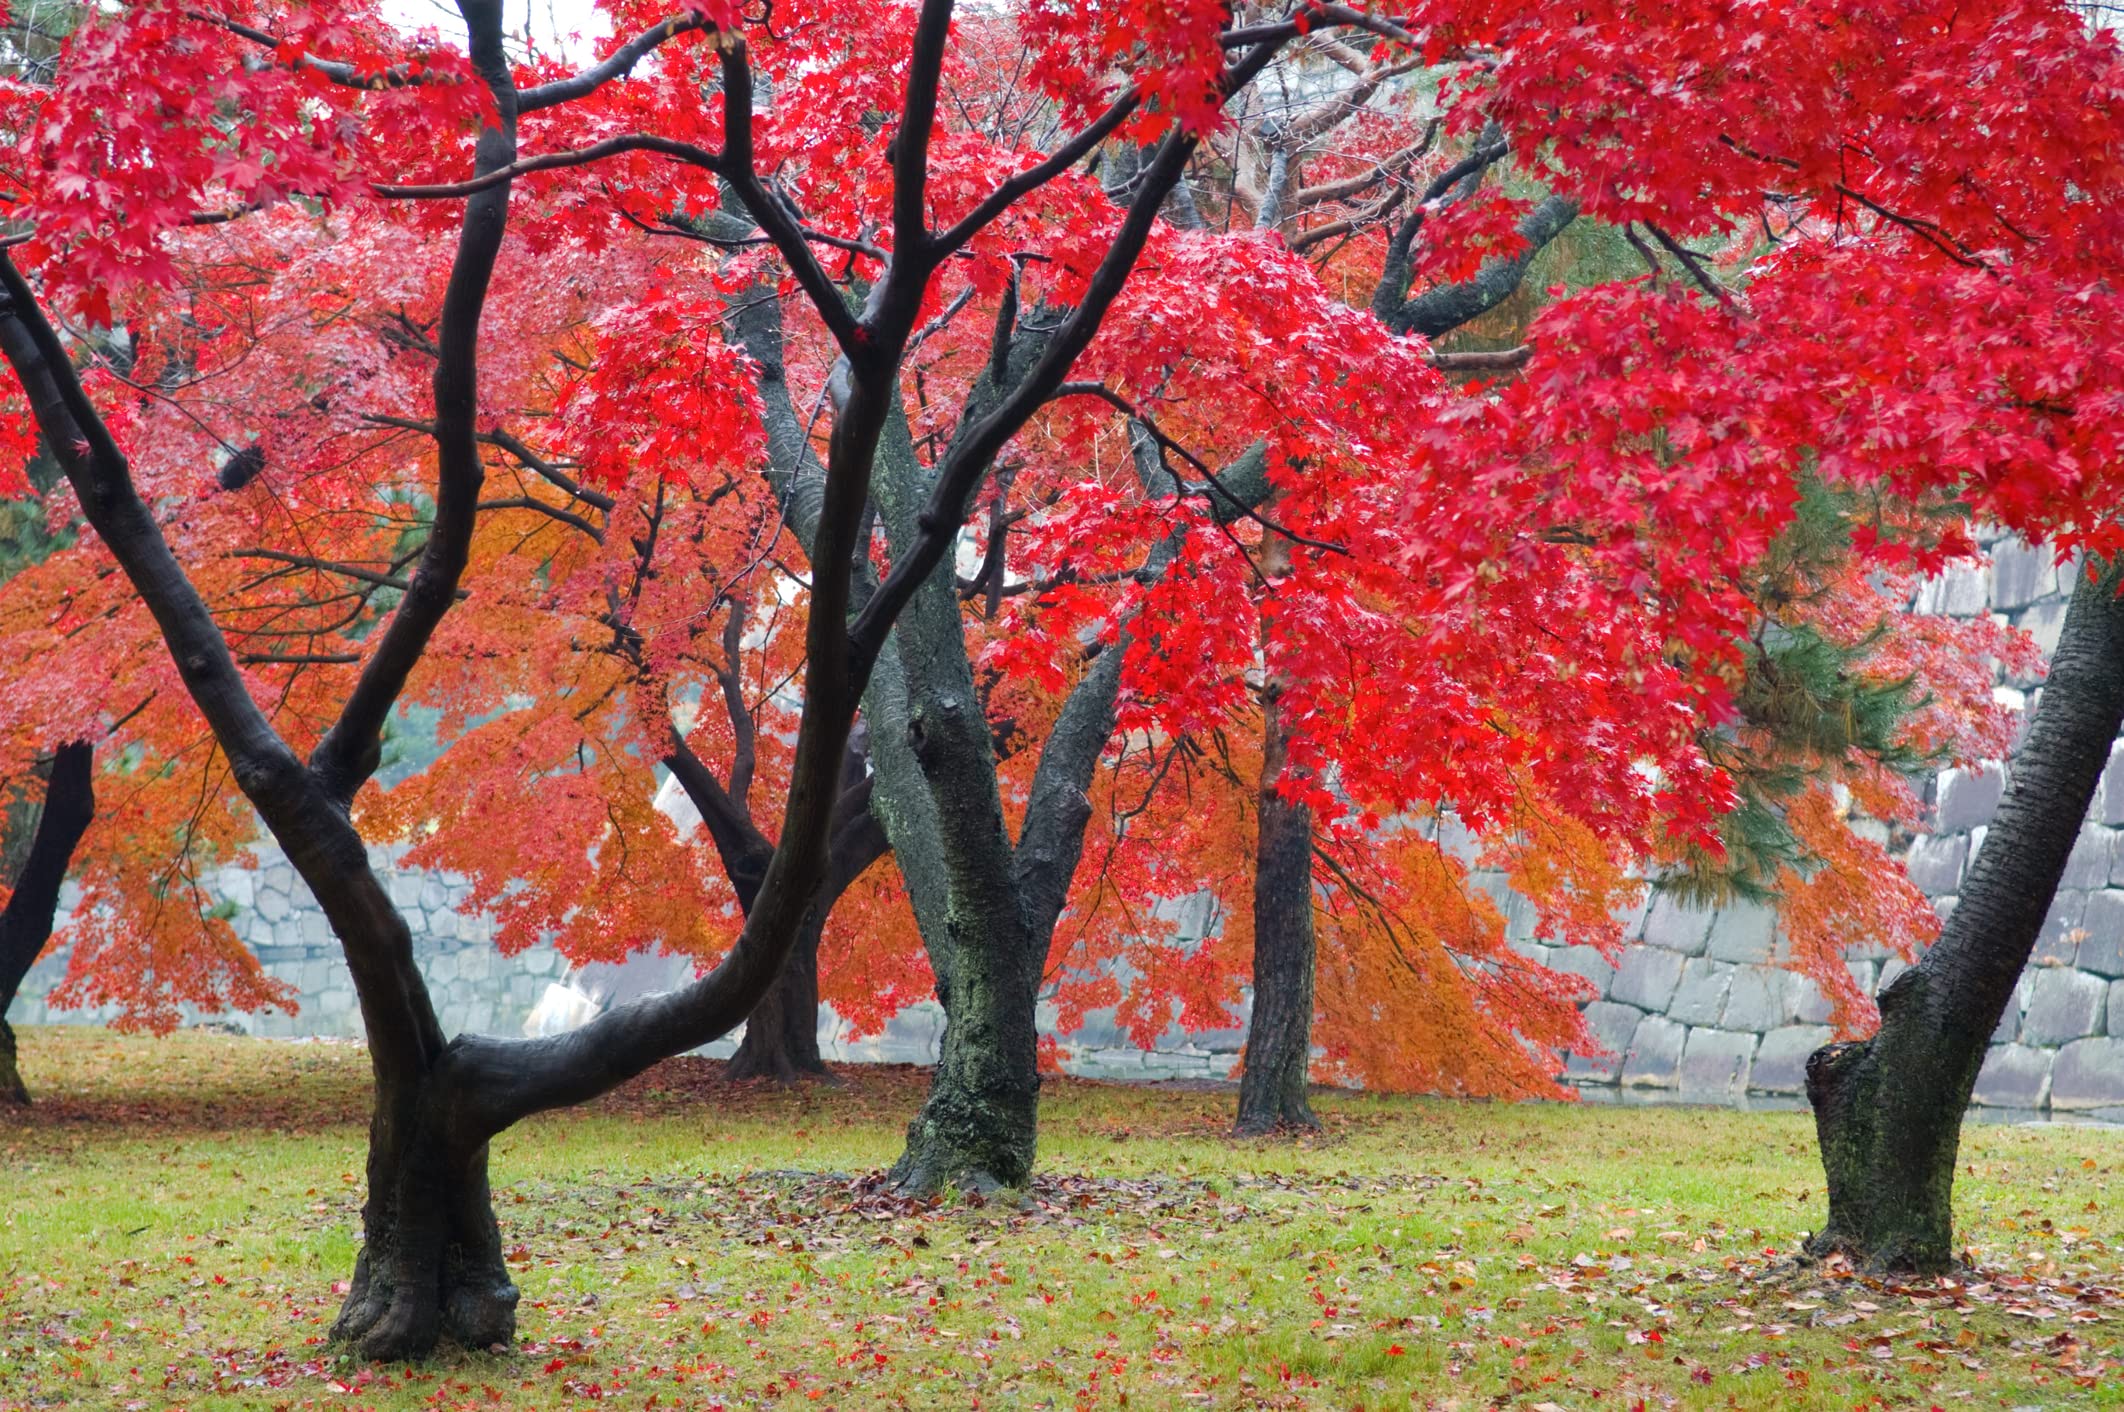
<box><xmin>949</xmin><ymin>23</ymin><xmax>2028</xmax><ymax>1144</ymax></box>
<box><xmin>0</xmin><ymin>0</ymin><xmax>2118</xmax><ymax>1361</ymax></box>
<box><xmin>1330</xmin><ymin>0</ymin><xmax>2124</xmax><ymax>1272</ymax></box>
<box><xmin>0</xmin><ymin>0</ymin><xmax>1416</xmax><ymax>1359</ymax></box>
<box><xmin>0</xmin><ymin>2</ymin><xmax>298</xmax><ymax>1085</ymax></box>
<box><xmin>1808</xmin><ymin>558</ymin><xmax>2124</xmax><ymax>1273</ymax></box>
<box><xmin>799</xmin><ymin>0</ymin><xmax>2122</xmax><ymax>1237</ymax></box>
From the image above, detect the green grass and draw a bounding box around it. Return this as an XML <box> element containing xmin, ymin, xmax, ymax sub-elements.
<box><xmin>1</xmin><ymin>1028</ymin><xmax>2120</xmax><ymax>1410</ymax></box>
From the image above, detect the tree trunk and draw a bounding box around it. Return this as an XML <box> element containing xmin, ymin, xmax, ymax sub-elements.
<box><xmin>328</xmin><ymin>1082</ymin><xmax>517</xmax><ymax>1358</ymax></box>
<box><xmin>860</xmin><ymin>387</ymin><xmax>1049</xmax><ymax>1195</ymax></box>
<box><xmin>887</xmin><ymin>912</ymin><xmax>1043</xmax><ymax>1194</ymax></box>
<box><xmin>1236</xmin><ymin>692</ymin><xmax>1321</xmax><ymax>1135</ymax></box>
<box><xmin>725</xmin><ymin>911</ymin><xmax>832</xmax><ymax>1082</ymax></box>
<box><xmin>1805</xmin><ymin>557</ymin><xmax>2124</xmax><ymax>1273</ymax></box>
<box><xmin>667</xmin><ymin>704</ymin><xmax>885</xmax><ymax>1089</ymax></box>
<box><xmin>0</xmin><ymin>740</ymin><xmax>95</xmax><ymax>1104</ymax></box>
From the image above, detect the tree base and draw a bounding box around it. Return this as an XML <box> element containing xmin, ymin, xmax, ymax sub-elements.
<box><xmin>0</xmin><ymin>1019</ymin><xmax>28</xmax><ymax>1106</ymax></box>
<box><xmin>723</xmin><ymin>1043</ymin><xmax>838</xmax><ymax>1087</ymax></box>
<box><xmin>1802</xmin><ymin>1036</ymin><xmax>1960</xmax><ymax>1277</ymax></box>
<box><xmin>887</xmin><ymin>1074</ymin><xmax>1037</xmax><ymax>1198</ymax></box>
<box><xmin>330</xmin><ymin>1248</ymin><xmax>519</xmax><ymax>1361</ymax></box>
<box><xmin>1231</xmin><ymin>1104</ymin><xmax>1322</xmax><ymax>1139</ymax></box>
<box><xmin>329</xmin><ymin>1129</ymin><xmax>519</xmax><ymax>1361</ymax></box>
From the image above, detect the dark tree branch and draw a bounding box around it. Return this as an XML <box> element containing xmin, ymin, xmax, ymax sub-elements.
<box><xmin>517</xmin><ymin>12</ymin><xmax>714</xmax><ymax>111</ymax></box>
<box><xmin>0</xmin><ymin>740</ymin><xmax>95</xmax><ymax>1052</ymax></box>
<box><xmin>372</xmin><ymin>134</ymin><xmax>722</xmax><ymax>200</ymax></box>
<box><xmin>1223</xmin><ymin>3</ymin><xmax>1419</xmax><ymax>48</ymax></box>
<box><xmin>1047</xmin><ymin>383</ymin><xmax>1345</xmax><ymax>554</ymax></box>
<box><xmin>717</xmin><ymin>600</ymin><xmax>758</xmax><ymax>807</ymax></box>
<box><xmin>311</xmin><ymin>23</ymin><xmax>522</xmax><ymax>805</ymax></box>
<box><xmin>715</xmin><ymin>44</ymin><xmax>864</xmax><ymax>354</ymax></box>
<box><xmin>1428</xmin><ymin>344</ymin><xmax>1532</xmax><ymax>372</ymax></box>
<box><xmin>227</xmin><ymin>548</ymin><xmax>470</xmax><ymax>597</ymax></box>
<box><xmin>1379</xmin><ymin>193</ymin><xmax>1579</xmax><ymax>339</ymax></box>
<box><xmin>187</xmin><ymin>9</ymin><xmax>464</xmax><ymax>94</ymax></box>
<box><xmin>361</xmin><ymin>414</ymin><xmax>617</xmax><ymax>514</ymax></box>
<box><xmin>663</xmin><ymin>728</ymin><xmax>772</xmax><ymax>904</ymax></box>
<box><xmin>1641</xmin><ymin>221</ymin><xmax>1734</xmax><ymax>306</ymax></box>
<box><xmin>477</xmin><ymin>497</ymin><xmax>605</xmax><ymax>541</ymax></box>
<box><xmin>932</xmin><ymin>87</ymin><xmax>1142</xmax><ymax>254</ymax></box>
<box><xmin>892</xmin><ymin>0</ymin><xmax>958</xmax><ymax>259</ymax></box>
<box><xmin>241</xmin><ymin>652</ymin><xmax>364</xmax><ymax>666</ymax></box>
<box><xmin>480</xmin><ymin>427</ymin><xmax>616</xmax><ymax>513</ymax></box>
<box><xmin>845</xmin><ymin>40</ymin><xmax>1293</xmax><ymax>665</ymax></box>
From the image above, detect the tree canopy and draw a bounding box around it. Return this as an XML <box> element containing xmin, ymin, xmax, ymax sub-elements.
<box><xmin>0</xmin><ymin>0</ymin><xmax>2120</xmax><ymax>1354</ymax></box>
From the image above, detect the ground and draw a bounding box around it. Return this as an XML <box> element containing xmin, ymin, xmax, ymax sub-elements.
<box><xmin>0</xmin><ymin>1030</ymin><xmax>2120</xmax><ymax>1410</ymax></box>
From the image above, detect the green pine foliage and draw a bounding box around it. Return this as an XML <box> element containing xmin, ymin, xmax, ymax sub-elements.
<box><xmin>1663</xmin><ymin>479</ymin><xmax>1953</xmax><ymax>908</ymax></box>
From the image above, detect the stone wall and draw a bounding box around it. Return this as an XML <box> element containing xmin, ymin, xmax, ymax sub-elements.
<box><xmin>1520</xmin><ymin>535</ymin><xmax>2124</xmax><ymax>1118</ymax></box>
<box><xmin>12</xmin><ymin>844</ymin><xmax>571</xmax><ymax>1041</ymax></box>
<box><xmin>16</xmin><ymin>536</ymin><xmax>2122</xmax><ymax>1112</ymax></box>
<box><xmin>11</xmin><ymin>842</ymin><xmax>1237</xmax><ymax>1080</ymax></box>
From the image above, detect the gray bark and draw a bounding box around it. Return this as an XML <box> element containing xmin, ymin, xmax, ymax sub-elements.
<box><xmin>1375</xmin><ymin>194</ymin><xmax>1579</xmax><ymax>338</ymax></box>
<box><xmin>730</xmin><ymin>175</ymin><xmax>1279</xmax><ymax>1197</ymax></box>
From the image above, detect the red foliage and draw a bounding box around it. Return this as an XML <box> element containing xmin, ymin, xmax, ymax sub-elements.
<box><xmin>0</xmin><ymin>0</ymin><xmax>2106</xmax><ymax>1080</ymax></box>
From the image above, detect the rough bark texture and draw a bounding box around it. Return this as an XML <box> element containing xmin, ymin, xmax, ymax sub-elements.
<box><xmin>1234</xmin><ymin>500</ymin><xmax>1321</xmax><ymax>1138</ymax></box>
<box><xmin>887</xmin><ymin>906</ymin><xmax>1044</xmax><ymax>1193</ymax></box>
<box><xmin>329</xmin><ymin>1076</ymin><xmax>517</xmax><ymax>1356</ymax></box>
<box><xmin>1375</xmin><ymin>193</ymin><xmax>1579</xmax><ymax>337</ymax></box>
<box><xmin>0</xmin><ymin>740</ymin><xmax>94</xmax><ymax>1103</ymax></box>
<box><xmin>1235</xmin><ymin>695</ymin><xmax>1320</xmax><ymax>1135</ymax></box>
<box><xmin>864</xmin><ymin>396</ymin><xmax>1045</xmax><ymax>1189</ymax></box>
<box><xmin>0</xmin><ymin>18</ymin><xmax>870</xmax><ymax>1355</ymax></box>
<box><xmin>1805</xmin><ymin>558</ymin><xmax>2124</xmax><ymax>1273</ymax></box>
<box><xmin>730</xmin><ymin>136</ymin><xmax>1272</xmax><ymax>1195</ymax></box>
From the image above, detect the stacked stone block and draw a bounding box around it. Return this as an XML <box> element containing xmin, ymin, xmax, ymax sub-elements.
<box><xmin>1511</xmin><ymin>533</ymin><xmax>2124</xmax><ymax>1119</ymax></box>
<box><xmin>13</xmin><ymin>842</ymin><xmax>568</xmax><ymax>1041</ymax></box>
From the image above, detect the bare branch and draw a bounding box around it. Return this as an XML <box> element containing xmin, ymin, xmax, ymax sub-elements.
<box><xmin>1427</xmin><ymin>344</ymin><xmax>1531</xmax><ymax>373</ymax></box>
<box><xmin>240</xmin><ymin>652</ymin><xmax>363</xmax><ymax>666</ymax></box>
<box><xmin>1048</xmin><ymin>383</ymin><xmax>1347</xmax><ymax>555</ymax></box>
<box><xmin>932</xmin><ymin>86</ymin><xmax>1142</xmax><ymax>254</ymax></box>
<box><xmin>187</xmin><ymin>9</ymin><xmax>463</xmax><ymax>94</ymax></box>
<box><xmin>518</xmin><ymin>12</ymin><xmax>713</xmax><ymax>111</ymax></box>
<box><xmin>1641</xmin><ymin>221</ymin><xmax>1736</xmax><ymax>305</ymax></box>
<box><xmin>478</xmin><ymin>497</ymin><xmax>605</xmax><ymax>541</ymax></box>
<box><xmin>228</xmin><ymin>548</ymin><xmax>474</xmax><ymax>597</ymax></box>
<box><xmin>715</xmin><ymin>42</ymin><xmax>863</xmax><ymax>355</ymax></box>
<box><xmin>373</xmin><ymin>133</ymin><xmax>722</xmax><ymax>200</ymax></box>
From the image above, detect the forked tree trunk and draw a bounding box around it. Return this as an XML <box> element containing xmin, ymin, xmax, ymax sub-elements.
<box><xmin>1806</xmin><ymin>557</ymin><xmax>2124</xmax><ymax>1272</ymax></box>
<box><xmin>725</xmin><ymin>911</ymin><xmax>831</xmax><ymax>1082</ymax></box>
<box><xmin>241</xmin><ymin>816</ymin><xmax>516</xmax><ymax>1362</ymax></box>
<box><xmin>329</xmin><ymin>1078</ymin><xmax>517</xmax><ymax>1355</ymax></box>
<box><xmin>1235</xmin><ymin>685</ymin><xmax>1321</xmax><ymax>1135</ymax></box>
<box><xmin>0</xmin><ymin>740</ymin><xmax>94</xmax><ymax>1105</ymax></box>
